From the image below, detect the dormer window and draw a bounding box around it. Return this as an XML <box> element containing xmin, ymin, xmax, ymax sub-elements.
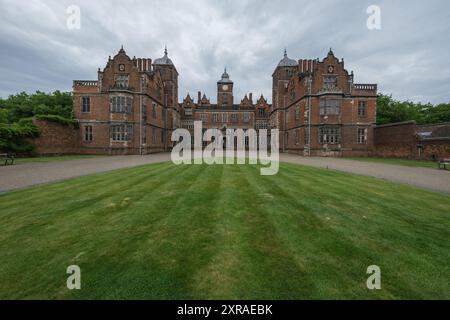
<box><xmin>323</xmin><ymin>76</ymin><xmax>337</xmax><ymax>91</ymax></box>
<box><xmin>258</xmin><ymin>108</ymin><xmax>266</xmax><ymax>117</ymax></box>
<box><xmin>114</xmin><ymin>74</ymin><xmax>129</xmax><ymax>89</ymax></box>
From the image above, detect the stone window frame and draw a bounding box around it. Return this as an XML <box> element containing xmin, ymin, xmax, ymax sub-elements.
<box><xmin>358</xmin><ymin>100</ymin><xmax>367</xmax><ymax>117</ymax></box>
<box><xmin>110</xmin><ymin>123</ymin><xmax>133</xmax><ymax>142</ymax></box>
<box><xmin>111</xmin><ymin>95</ymin><xmax>133</xmax><ymax>113</ymax></box>
<box><xmin>114</xmin><ymin>74</ymin><xmax>129</xmax><ymax>89</ymax></box>
<box><xmin>81</xmin><ymin>96</ymin><xmax>91</xmax><ymax>113</ymax></box>
<box><xmin>243</xmin><ymin>113</ymin><xmax>250</xmax><ymax>123</ymax></box>
<box><xmin>323</xmin><ymin>76</ymin><xmax>338</xmax><ymax>91</ymax></box>
<box><xmin>258</xmin><ymin>108</ymin><xmax>266</xmax><ymax>117</ymax></box>
<box><xmin>83</xmin><ymin>124</ymin><xmax>93</xmax><ymax>142</ymax></box>
<box><xmin>295</xmin><ymin>105</ymin><xmax>301</xmax><ymax>120</ymax></box>
<box><xmin>318</xmin><ymin>126</ymin><xmax>341</xmax><ymax>144</ymax></box>
<box><xmin>256</xmin><ymin>120</ymin><xmax>267</xmax><ymax>130</ymax></box>
<box><xmin>320</xmin><ymin>98</ymin><xmax>341</xmax><ymax>115</ymax></box>
<box><xmin>294</xmin><ymin>129</ymin><xmax>300</xmax><ymax>145</ymax></box>
<box><xmin>200</xmin><ymin>113</ymin><xmax>207</xmax><ymax>123</ymax></box>
<box><xmin>357</xmin><ymin>127</ymin><xmax>367</xmax><ymax>144</ymax></box>
<box><xmin>231</xmin><ymin>113</ymin><xmax>238</xmax><ymax>123</ymax></box>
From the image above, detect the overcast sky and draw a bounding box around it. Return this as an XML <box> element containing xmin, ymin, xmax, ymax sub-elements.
<box><xmin>0</xmin><ymin>0</ymin><xmax>449</xmax><ymax>104</ymax></box>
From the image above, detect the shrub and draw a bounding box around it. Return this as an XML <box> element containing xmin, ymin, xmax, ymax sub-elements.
<box><xmin>35</xmin><ymin>114</ymin><xmax>79</xmax><ymax>128</ymax></box>
<box><xmin>0</xmin><ymin>121</ymin><xmax>40</xmax><ymax>154</ymax></box>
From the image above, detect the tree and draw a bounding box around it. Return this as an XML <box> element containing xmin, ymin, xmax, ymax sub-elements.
<box><xmin>376</xmin><ymin>94</ymin><xmax>450</xmax><ymax>125</ymax></box>
<box><xmin>0</xmin><ymin>91</ymin><xmax>73</xmax><ymax>123</ymax></box>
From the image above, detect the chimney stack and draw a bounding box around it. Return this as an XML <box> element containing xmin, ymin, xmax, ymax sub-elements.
<box><xmin>249</xmin><ymin>93</ymin><xmax>253</xmax><ymax>104</ymax></box>
<box><xmin>198</xmin><ymin>91</ymin><xmax>201</xmax><ymax>103</ymax></box>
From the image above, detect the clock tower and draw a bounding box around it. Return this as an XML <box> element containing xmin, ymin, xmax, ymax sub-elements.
<box><xmin>217</xmin><ymin>67</ymin><xmax>233</xmax><ymax>107</ymax></box>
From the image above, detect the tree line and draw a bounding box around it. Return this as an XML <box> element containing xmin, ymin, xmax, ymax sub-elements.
<box><xmin>376</xmin><ymin>94</ymin><xmax>450</xmax><ymax>125</ymax></box>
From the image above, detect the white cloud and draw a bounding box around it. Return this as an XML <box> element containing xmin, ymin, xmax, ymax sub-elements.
<box><xmin>0</xmin><ymin>0</ymin><xmax>449</xmax><ymax>103</ymax></box>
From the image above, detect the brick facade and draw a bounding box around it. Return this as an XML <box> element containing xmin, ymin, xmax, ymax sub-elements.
<box><xmin>73</xmin><ymin>46</ymin><xmax>176</xmax><ymax>155</ymax></box>
<box><xmin>29</xmin><ymin>46</ymin><xmax>450</xmax><ymax>161</ymax></box>
<box><xmin>272</xmin><ymin>49</ymin><xmax>377</xmax><ymax>156</ymax></box>
<box><xmin>32</xmin><ymin>46</ymin><xmax>384</xmax><ymax>157</ymax></box>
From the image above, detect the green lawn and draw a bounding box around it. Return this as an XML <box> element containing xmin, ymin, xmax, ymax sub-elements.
<box><xmin>345</xmin><ymin>157</ymin><xmax>437</xmax><ymax>169</ymax></box>
<box><xmin>0</xmin><ymin>162</ymin><xmax>449</xmax><ymax>299</ymax></box>
<box><xmin>14</xmin><ymin>155</ymin><xmax>101</xmax><ymax>164</ymax></box>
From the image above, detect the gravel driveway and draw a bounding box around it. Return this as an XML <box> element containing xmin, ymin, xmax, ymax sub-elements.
<box><xmin>1</xmin><ymin>153</ymin><xmax>449</xmax><ymax>194</ymax></box>
<box><xmin>279</xmin><ymin>154</ymin><xmax>450</xmax><ymax>194</ymax></box>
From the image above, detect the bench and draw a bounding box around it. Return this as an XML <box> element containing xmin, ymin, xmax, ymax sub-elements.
<box><xmin>1</xmin><ymin>153</ymin><xmax>15</xmax><ymax>165</ymax></box>
<box><xmin>438</xmin><ymin>158</ymin><xmax>450</xmax><ymax>170</ymax></box>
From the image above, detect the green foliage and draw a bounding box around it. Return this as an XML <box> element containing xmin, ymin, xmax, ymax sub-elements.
<box><xmin>0</xmin><ymin>91</ymin><xmax>73</xmax><ymax>154</ymax></box>
<box><xmin>0</xmin><ymin>90</ymin><xmax>73</xmax><ymax>123</ymax></box>
<box><xmin>377</xmin><ymin>94</ymin><xmax>450</xmax><ymax>125</ymax></box>
<box><xmin>0</xmin><ymin>108</ymin><xmax>9</xmax><ymax>123</ymax></box>
<box><xmin>0</xmin><ymin>121</ymin><xmax>40</xmax><ymax>153</ymax></box>
<box><xmin>35</xmin><ymin>114</ymin><xmax>79</xmax><ymax>128</ymax></box>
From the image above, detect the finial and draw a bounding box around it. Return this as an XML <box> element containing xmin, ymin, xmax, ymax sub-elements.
<box><xmin>164</xmin><ymin>45</ymin><xmax>168</xmax><ymax>55</ymax></box>
<box><xmin>284</xmin><ymin>48</ymin><xmax>287</xmax><ymax>57</ymax></box>
<box><xmin>121</xmin><ymin>44</ymin><xmax>123</xmax><ymax>50</ymax></box>
<box><xmin>224</xmin><ymin>66</ymin><xmax>227</xmax><ymax>73</ymax></box>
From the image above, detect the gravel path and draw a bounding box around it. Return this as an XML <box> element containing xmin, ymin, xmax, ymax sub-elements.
<box><xmin>0</xmin><ymin>153</ymin><xmax>170</xmax><ymax>192</ymax></box>
<box><xmin>1</xmin><ymin>153</ymin><xmax>449</xmax><ymax>194</ymax></box>
<box><xmin>279</xmin><ymin>154</ymin><xmax>450</xmax><ymax>194</ymax></box>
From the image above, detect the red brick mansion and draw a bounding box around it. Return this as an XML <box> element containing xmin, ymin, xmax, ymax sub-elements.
<box><xmin>64</xmin><ymin>46</ymin><xmax>378</xmax><ymax>156</ymax></box>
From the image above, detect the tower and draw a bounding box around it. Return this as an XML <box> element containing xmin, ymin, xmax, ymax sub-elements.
<box><xmin>217</xmin><ymin>67</ymin><xmax>233</xmax><ymax>107</ymax></box>
<box><xmin>153</xmin><ymin>46</ymin><xmax>179</xmax><ymax>110</ymax></box>
<box><xmin>272</xmin><ymin>49</ymin><xmax>298</xmax><ymax>151</ymax></box>
<box><xmin>153</xmin><ymin>46</ymin><xmax>179</xmax><ymax>149</ymax></box>
<box><xmin>272</xmin><ymin>49</ymin><xmax>298</xmax><ymax>111</ymax></box>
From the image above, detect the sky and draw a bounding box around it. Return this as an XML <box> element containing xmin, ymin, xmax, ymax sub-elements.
<box><xmin>0</xmin><ymin>0</ymin><xmax>449</xmax><ymax>104</ymax></box>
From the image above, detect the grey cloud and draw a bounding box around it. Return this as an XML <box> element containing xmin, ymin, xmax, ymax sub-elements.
<box><xmin>0</xmin><ymin>0</ymin><xmax>449</xmax><ymax>104</ymax></box>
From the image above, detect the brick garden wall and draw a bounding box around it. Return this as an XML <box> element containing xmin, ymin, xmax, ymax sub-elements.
<box><xmin>30</xmin><ymin>118</ymin><xmax>80</xmax><ymax>155</ymax></box>
<box><xmin>372</xmin><ymin>121</ymin><xmax>417</xmax><ymax>158</ymax></box>
<box><xmin>372</xmin><ymin>121</ymin><xmax>450</xmax><ymax>160</ymax></box>
<box><xmin>422</xmin><ymin>139</ymin><xmax>450</xmax><ymax>161</ymax></box>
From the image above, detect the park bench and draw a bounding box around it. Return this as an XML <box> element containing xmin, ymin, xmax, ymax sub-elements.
<box><xmin>1</xmin><ymin>153</ymin><xmax>15</xmax><ymax>166</ymax></box>
<box><xmin>438</xmin><ymin>158</ymin><xmax>450</xmax><ymax>170</ymax></box>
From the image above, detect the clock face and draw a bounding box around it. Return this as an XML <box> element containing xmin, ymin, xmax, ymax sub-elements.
<box><xmin>222</xmin><ymin>84</ymin><xmax>229</xmax><ymax>91</ymax></box>
<box><xmin>327</xmin><ymin>65</ymin><xmax>334</xmax><ymax>73</ymax></box>
<box><xmin>119</xmin><ymin>64</ymin><xmax>125</xmax><ymax>71</ymax></box>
